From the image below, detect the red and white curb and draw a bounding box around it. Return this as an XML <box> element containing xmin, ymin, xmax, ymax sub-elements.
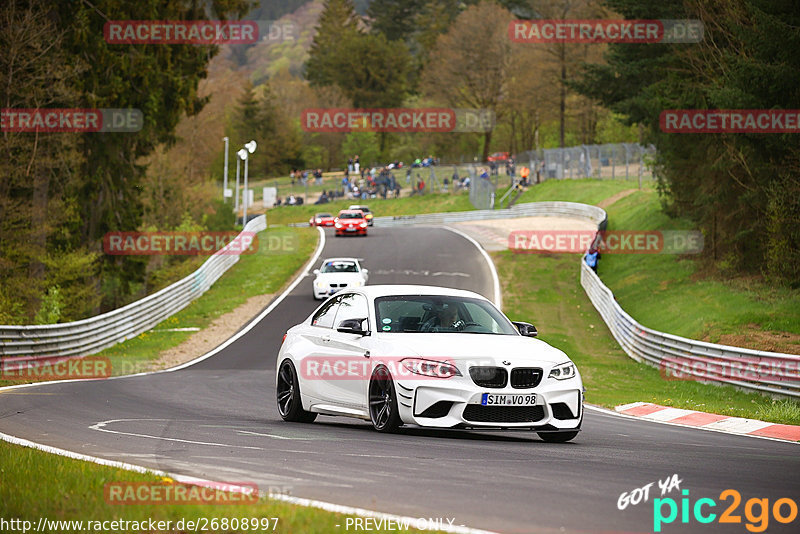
<box><xmin>616</xmin><ymin>402</ymin><xmax>800</xmax><ymax>442</ymax></box>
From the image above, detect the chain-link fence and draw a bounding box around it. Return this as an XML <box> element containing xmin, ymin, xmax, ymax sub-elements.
<box><xmin>462</xmin><ymin>143</ymin><xmax>656</xmax><ymax>209</ymax></box>
<box><xmin>515</xmin><ymin>143</ymin><xmax>656</xmax><ymax>182</ymax></box>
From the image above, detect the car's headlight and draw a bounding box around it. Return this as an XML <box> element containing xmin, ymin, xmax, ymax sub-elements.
<box><xmin>359</xmin><ymin>222</ymin><xmax>367</xmax><ymax>228</ymax></box>
<box><xmin>549</xmin><ymin>362</ymin><xmax>576</xmax><ymax>380</ymax></box>
<box><xmin>400</xmin><ymin>358</ymin><xmax>461</xmax><ymax>378</ymax></box>
<box><xmin>335</xmin><ymin>223</ymin><xmax>342</xmax><ymax>228</ymax></box>
<box><xmin>352</xmin><ymin>280</ymin><xmax>363</xmax><ymax>287</ymax></box>
<box><xmin>315</xmin><ymin>218</ymin><xmax>321</xmax><ymax>224</ymax></box>
<box><xmin>315</xmin><ymin>280</ymin><xmax>325</xmax><ymax>288</ymax></box>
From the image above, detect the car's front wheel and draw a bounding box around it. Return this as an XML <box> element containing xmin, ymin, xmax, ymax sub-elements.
<box><xmin>276</xmin><ymin>359</ymin><xmax>317</xmax><ymax>423</ymax></box>
<box><xmin>368</xmin><ymin>366</ymin><xmax>402</xmax><ymax>432</ymax></box>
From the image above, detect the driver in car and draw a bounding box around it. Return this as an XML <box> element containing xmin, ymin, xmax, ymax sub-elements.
<box><xmin>420</xmin><ymin>303</ymin><xmax>465</xmax><ymax>332</ymax></box>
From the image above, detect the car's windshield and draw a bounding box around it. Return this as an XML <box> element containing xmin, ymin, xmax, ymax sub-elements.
<box><xmin>339</xmin><ymin>212</ymin><xmax>363</xmax><ymax>219</ymax></box>
<box><xmin>375</xmin><ymin>295</ymin><xmax>518</xmax><ymax>335</ymax></box>
<box><xmin>321</xmin><ymin>261</ymin><xmax>358</xmax><ymax>273</ymax></box>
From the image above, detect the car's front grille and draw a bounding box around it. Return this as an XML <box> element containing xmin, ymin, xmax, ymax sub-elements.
<box><xmin>463</xmin><ymin>405</ymin><xmax>545</xmax><ymax>423</ymax></box>
<box><xmin>469</xmin><ymin>367</ymin><xmax>507</xmax><ymax>388</ymax></box>
<box><xmin>329</xmin><ymin>283</ymin><xmax>347</xmax><ymax>288</ymax></box>
<box><xmin>551</xmin><ymin>402</ymin><xmax>576</xmax><ymax>420</ymax></box>
<box><xmin>510</xmin><ymin>368</ymin><xmax>543</xmax><ymax>389</ymax></box>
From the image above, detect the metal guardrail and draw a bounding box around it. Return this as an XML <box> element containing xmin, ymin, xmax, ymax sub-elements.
<box><xmin>0</xmin><ymin>215</ymin><xmax>267</xmax><ymax>361</ymax></box>
<box><xmin>288</xmin><ymin>201</ymin><xmax>607</xmax><ymax>229</ymax></box>
<box><xmin>373</xmin><ymin>201</ymin><xmax>608</xmax><ymax>228</ymax></box>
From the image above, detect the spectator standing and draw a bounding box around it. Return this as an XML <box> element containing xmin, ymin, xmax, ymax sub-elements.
<box><xmin>520</xmin><ymin>166</ymin><xmax>530</xmax><ymax>185</ymax></box>
<box><xmin>353</xmin><ymin>155</ymin><xmax>360</xmax><ymax>174</ymax></box>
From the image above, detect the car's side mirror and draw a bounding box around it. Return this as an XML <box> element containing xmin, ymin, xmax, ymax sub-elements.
<box><xmin>362</xmin><ymin>269</ymin><xmax>369</xmax><ymax>275</ymax></box>
<box><xmin>513</xmin><ymin>321</ymin><xmax>538</xmax><ymax>337</ymax></box>
<box><xmin>313</xmin><ymin>269</ymin><xmax>320</xmax><ymax>275</ymax></box>
<box><xmin>337</xmin><ymin>318</ymin><xmax>370</xmax><ymax>336</ymax></box>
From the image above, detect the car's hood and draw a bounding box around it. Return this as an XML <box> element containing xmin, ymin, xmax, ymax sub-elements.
<box><xmin>370</xmin><ymin>333</ymin><xmax>569</xmax><ymax>366</ymax></box>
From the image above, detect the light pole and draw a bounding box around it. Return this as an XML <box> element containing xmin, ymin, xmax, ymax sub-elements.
<box><xmin>238</xmin><ymin>140</ymin><xmax>257</xmax><ymax>224</ymax></box>
<box><xmin>222</xmin><ymin>137</ymin><xmax>229</xmax><ymax>202</ymax></box>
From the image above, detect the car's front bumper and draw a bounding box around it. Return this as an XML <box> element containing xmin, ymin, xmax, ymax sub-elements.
<box><xmin>394</xmin><ymin>375</ymin><xmax>583</xmax><ymax>430</ymax></box>
<box><xmin>313</xmin><ymin>282</ymin><xmax>363</xmax><ymax>299</ymax></box>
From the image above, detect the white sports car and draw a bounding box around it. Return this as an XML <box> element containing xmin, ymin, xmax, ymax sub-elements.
<box><xmin>312</xmin><ymin>258</ymin><xmax>369</xmax><ymax>300</ymax></box>
<box><xmin>276</xmin><ymin>285</ymin><xmax>584</xmax><ymax>442</ymax></box>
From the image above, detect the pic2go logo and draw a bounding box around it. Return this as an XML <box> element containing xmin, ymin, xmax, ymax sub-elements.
<box><xmin>653</xmin><ymin>489</ymin><xmax>798</xmax><ymax>533</ymax></box>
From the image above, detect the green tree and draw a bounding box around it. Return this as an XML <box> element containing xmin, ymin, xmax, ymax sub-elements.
<box><xmin>367</xmin><ymin>0</ymin><xmax>425</xmax><ymax>42</ymax></box>
<box><xmin>420</xmin><ymin>1</ymin><xmax>515</xmax><ymax>161</ymax></box>
<box><xmin>342</xmin><ymin>131</ymin><xmax>381</xmax><ymax>167</ymax></box>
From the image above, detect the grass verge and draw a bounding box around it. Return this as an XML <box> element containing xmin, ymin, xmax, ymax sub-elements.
<box><xmin>0</xmin><ymin>440</ymin><xmax>430</xmax><ymax>534</ymax></box>
<box><xmin>99</xmin><ymin>226</ymin><xmax>318</xmax><ymax>377</ymax></box>
<box><xmin>515</xmin><ymin>177</ymin><xmax>646</xmax><ymax>206</ymax></box>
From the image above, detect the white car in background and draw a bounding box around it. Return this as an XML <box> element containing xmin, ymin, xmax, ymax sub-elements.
<box><xmin>277</xmin><ymin>285</ymin><xmax>584</xmax><ymax>442</ymax></box>
<box><xmin>312</xmin><ymin>258</ymin><xmax>369</xmax><ymax>300</ymax></box>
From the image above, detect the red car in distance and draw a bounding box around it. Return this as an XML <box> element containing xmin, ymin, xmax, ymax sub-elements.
<box><xmin>334</xmin><ymin>210</ymin><xmax>368</xmax><ymax>237</ymax></box>
<box><xmin>309</xmin><ymin>213</ymin><xmax>335</xmax><ymax>227</ymax></box>
<box><xmin>487</xmin><ymin>151</ymin><xmax>510</xmax><ymax>162</ymax></box>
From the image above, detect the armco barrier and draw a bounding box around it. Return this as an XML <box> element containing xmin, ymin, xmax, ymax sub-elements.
<box><xmin>0</xmin><ymin>216</ymin><xmax>267</xmax><ymax>361</ymax></box>
<box><xmin>304</xmin><ymin>201</ymin><xmax>799</xmax><ymax>397</ymax></box>
<box><xmin>293</xmin><ymin>201</ymin><xmax>609</xmax><ymax>229</ymax></box>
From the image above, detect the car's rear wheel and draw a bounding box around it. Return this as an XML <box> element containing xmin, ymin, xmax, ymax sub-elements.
<box><xmin>368</xmin><ymin>366</ymin><xmax>402</xmax><ymax>432</ymax></box>
<box><xmin>277</xmin><ymin>359</ymin><xmax>317</xmax><ymax>423</ymax></box>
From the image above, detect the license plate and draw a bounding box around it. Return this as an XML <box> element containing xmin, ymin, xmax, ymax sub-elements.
<box><xmin>481</xmin><ymin>393</ymin><xmax>537</xmax><ymax>406</ymax></box>
<box><xmin>346</xmin><ymin>227</ymin><xmax>356</xmax><ymax>231</ymax></box>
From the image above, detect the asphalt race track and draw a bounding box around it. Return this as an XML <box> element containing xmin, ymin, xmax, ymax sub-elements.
<box><xmin>1</xmin><ymin>226</ymin><xmax>797</xmax><ymax>533</ymax></box>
